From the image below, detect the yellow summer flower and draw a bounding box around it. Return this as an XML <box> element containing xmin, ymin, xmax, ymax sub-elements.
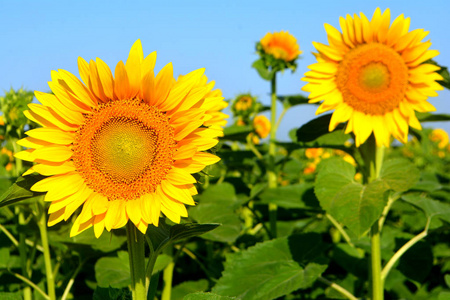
<box><xmin>234</xmin><ymin>95</ymin><xmax>253</xmax><ymax>112</ymax></box>
<box><xmin>302</xmin><ymin>8</ymin><xmax>443</xmax><ymax>147</ymax></box>
<box><xmin>260</xmin><ymin>31</ymin><xmax>302</xmax><ymax>62</ymax></box>
<box><xmin>253</xmin><ymin>115</ymin><xmax>271</xmax><ymax>139</ymax></box>
<box><xmin>430</xmin><ymin>128</ymin><xmax>449</xmax><ymax>148</ymax></box>
<box><xmin>15</xmin><ymin>40</ymin><xmax>227</xmax><ymax>237</ymax></box>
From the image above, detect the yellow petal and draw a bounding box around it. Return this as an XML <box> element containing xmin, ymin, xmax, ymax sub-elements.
<box><xmin>125</xmin><ymin>40</ymin><xmax>143</xmax><ymax>98</ymax></box>
<box><xmin>33</xmin><ymin>161</ymin><xmax>76</xmax><ymax>176</ymax></box>
<box><xmin>96</xmin><ymin>58</ymin><xmax>115</xmax><ymax>100</ymax></box>
<box><xmin>31</xmin><ymin>145</ymin><xmax>73</xmax><ymax>163</ymax></box>
<box><xmin>48</xmin><ymin>207</ymin><xmax>66</xmax><ymax>227</ymax></box>
<box><xmin>153</xmin><ymin>63</ymin><xmax>174</xmax><ymax>107</ymax></box>
<box><xmin>93</xmin><ymin>213</ymin><xmax>106</xmax><ymax>238</ymax></box>
<box><xmin>35</xmin><ymin>91</ymin><xmax>84</xmax><ymax>125</ymax></box>
<box><xmin>161</xmin><ymin>180</ymin><xmax>195</xmax><ymax>205</ymax></box>
<box><xmin>26</xmin><ymin>128</ymin><xmax>74</xmax><ymax>145</ymax></box>
<box><xmin>126</xmin><ymin>199</ymin><xmax>142</xmax><ymax>226</ymax></box>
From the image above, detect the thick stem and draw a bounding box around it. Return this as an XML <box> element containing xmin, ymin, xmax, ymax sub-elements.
<box><xmin>268</xmin><ymin>74</ymin><xmax>278</xmax><ymax>238</ymax></box>
<box><xmin>36</xmin><ymin>202</ymin><xmax>56</xmax><ymax>300</ymax></box>
<box><xmin>161</xmin><ymin>246</ymin><xmax>174</xmax><ymax>300</ymax></box>
<box><xmin>361</xmin><ymin>138</ymin><xmax>385</xmax><ymax>300</ymax></box>
<box><xmin>370</xmin><ymin>222</ymin><xmax>383</xmax><ymax>300</ymax></box>
<box><xmin>126</xmin><ymin>222</ymin><xmax>147</xmax><ymax>300</ymax></box>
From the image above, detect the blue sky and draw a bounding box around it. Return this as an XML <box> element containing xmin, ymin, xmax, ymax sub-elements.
<box><xmin>1</xmin><ymin>0</ymin><xmax>449</xmax><ymax>140</ymax></box>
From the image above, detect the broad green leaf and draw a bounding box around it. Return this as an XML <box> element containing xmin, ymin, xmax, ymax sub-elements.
<box><xmin>212</xmin><ymin>235</ymin><xmax>327</xmax><ymax>300</ymax></box>
<box><xmin>278</xmin><ymin>94</ymin><xmax>310</xmax><ymax>109</ymax></box>
<box><xmin>315</xmin><ymin>158</ymin><xmax>388</xmax><ymax>236</ymax></box>
<box><xmin>331</xmin><ymin>243</ymin><xmax>367</xmax><ymax>278</ymax></box>
<box><xmin>153</xmin><ymin>254</ymin><xmax>172</xmax><ymax>274</ymax></box>
<box><xmin>189</xmin><ymin>183</ymin><xmax>241</xmax><ymax>243</ymax></box>
<box><xmin>222</xmin><ymin>125</ymin><xmax>253</xmax><ymax>142</ymax></box>
<box><xmin>401</xmin><ymin>194</ymin><xmax>450</xmax><ymax>223</ymax></box>
<box><xmin>0</xmin><ymin>174</ymin><xmax>45</xmax><ymax>208</ymax></box>
<box><xmin>184</xmin><ymin>292</ymin><xmax>235</xmax><ymax>300</ymax></box>
<box><xmin>259</xmin><ymin>183</ymin><xmax>319</xmax><ymax>209</ymax></box>
<box><xmin>172</xmin><ymin>279</ymin><xmax>209</xmax><ymax>300</ymax></box>
<box><xmin>95</xmin><ymin>251</ymin><xmax>130</xmax><ymax>288</ymax></box>
<box><xmin>146</xmin><ymin>219</ymin><xmax>220</xmax><ymax>252</ymax></box>
<box><xmin>379</xmin><ymin>158</ymin><xmax>420</xmax><ymax>192</ymax></box>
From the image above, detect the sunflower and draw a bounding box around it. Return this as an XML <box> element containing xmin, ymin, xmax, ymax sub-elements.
<box><xmin>253</xmin><ymin>115</ymin><xmax>271</xmax><ymax>139</ymax></box>
<box><xmin>302</xmin><ymin>8</ymin><xmax>443</xmax><ymax>147</ymax></box>
<box><xmin>260</xmin><ymin>31</ymin><xmax>302</xmax><ymax>62</ymax></box>
<box><xmin>15</xmin><ymin>40</ymin><xmax>228</xmax><ymax>237</ymax></box>
<box><xmin>429</xmin><ymin>128</ymin><xmax>449</xmax><ymax>149</ymax></box>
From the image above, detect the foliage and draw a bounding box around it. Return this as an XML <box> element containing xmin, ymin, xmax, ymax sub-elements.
<box><xmin>0</xmin><ymin>60</ymin><xmax>449</xmax><ymax>300</ymax></box>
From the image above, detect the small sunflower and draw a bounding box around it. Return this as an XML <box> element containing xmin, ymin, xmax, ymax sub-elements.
<box><xmin>16</xmin><ymin>40</ymin><xmax>227</xmax><ymax>237</ymax></box>
<box><xmin>429</xmin><ymin>128</ymin><xmax>449</xmax><ymax>149</ymax></box>
<box><xmin>302</xmin><ymin>8</ymin><xmax>443</xmax><ymax>147</ymax></box>
<box><xmin>260</xmin><ymin>31</ymin><xmax>302</xmax><ymax>62</ymax></box>
<box><xmin>253</xmin><ymin>115</ymin><xmax>271</xmax><ymax>139</ymax></box>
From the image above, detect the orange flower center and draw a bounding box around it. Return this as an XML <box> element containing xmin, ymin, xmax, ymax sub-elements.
<box><xmin>336</xmin><ymin>43</ymin><xmax>408</xmax><ymax>115</ymax></box>
<box><xmin>73</xmin><ymin>99</ymin><xmax>176</xmax><ymax>200</ymax></box>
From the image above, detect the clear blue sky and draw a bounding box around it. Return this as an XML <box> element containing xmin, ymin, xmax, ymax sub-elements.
<box><xmin>1</xmin><ymin>0</ymin><xmax>449</xmax><ymax>140</ymax></box>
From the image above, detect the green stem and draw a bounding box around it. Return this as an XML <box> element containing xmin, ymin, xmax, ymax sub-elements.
<box><xmin>36</xmin><ymin>201</ymin><xmax>56</xmax><ymax>300</ymax></box>
<box><xmin>274</xmin><ymin>106</ymin><xmax>288</xmax><ymax>133</ymax></box>
<box><xmin>10</xmin><ymin>271</ymin><xmax>49</xmax><ymax>300</ymax></box>
<box><xmin>126</xmin><ymin>222</ymin><xmax>147</xmax><ymax>300</ymax></box>
<box><xmin>246</xmin><ymin>134</ymin><xmax>263</xmax><ymax>159</ymax></box>
<box><xmin>161</xmin><ymin>246</ymin><xmax>174</xmax><ymax>300</ymax></box>
<box><xmin>362</xmin><ymin>138</ymin><xmax>385</xmax><ymax>300</ymax></box>
<box><xmin>381</xmin><ymin>218</ymin><xmax>430</xmax><ymax>283</ymax></box>
<box><xmin>268</xmin><ymin>73</ymin><xmax>278</xmax><ymax>238</ymax></box>
<box><xmin>12</xmin><ymin>141</ymin><xmax>23</xmax><ymax>177</ymax></box>
<box><xmin>17</xmin><ymin>208</ymin><xmax>32</xmax><ymax>300</ymax></box>
<box><xmin>326</xmin><ymin>213</ymin><xmax>355</xmax><ymax>248</ymax></box>
<box><xmin>318</xmin><ymin>276</ymin><xmax>358</xmax><ymax>300</ymax></box>
<box><xmin>61</xmin><ymin>259</ymin><xmax>85</xmax><ymax>300</ymax></box>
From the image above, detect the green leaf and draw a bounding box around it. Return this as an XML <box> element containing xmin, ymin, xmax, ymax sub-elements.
<box><xmin>252</xmin><ymin>59</ymin><xmax>275</xmax><ymax>81</ymax></box>
<box><xmin>401</xmin><ymin>194</ymin><xmax>450</xmax><ymax>223</ymax></box>
<box><xmin>278</xmin><ymin>94</ymin><xmax>310</xmax><ymax>109</ymax></box>
<box><xmin>184</xmin><ymin>292</ymin><xmax>236</xmax><ymax>300</ymax></box>
<box><xmin>315</xmin><ymin>158</ymin><xmax>388</xmax><ymax>236</ymax></box>
<box><xmin>0</xmin><ymin>292</ymin><xmax>22</xmax><ymax>300</ymax></box>
<box><xmin>0</xmin><ymin>247</ymin><xmax>10</xmax><ymax>268</ymax></box>
<box><xmin>259</xmin><ymin>183</ymin><xmax>319</xmax><ymax>209</ymax></box>
<box><xmin>0</xmin><ymin>174</ymin><xmax>45</xmax><ymax>208</ymax></box>
<box><xmin>189</xmin><ymin>183</ymin><xmax>241</xmax><ymax>243</ymax></box>
<box><xmin>379</xmin><ymin>158</ymin><xmax>420</xmax><ymax>192</ymax></box>
<box><xmin>222</xmin><ymin>125</ymin><xmax>253</xmax><ymax>142</ymax></box>
<box><xmin>48</xmin><ymin>228</ymin><xmax>126</xmax><ymax>253</ymax></box>
<box><xmin>146</xmin><ymin>219</ymin><xmax>220</xmax><ymax>252</ymax></box>
<box><xmin>212</xmin><ymin>235</ymin><xmax>327</xmax><ymax>300</ymax></box>
<box><xmin>172</xmin><ymin>279</ymin><xmax>209</xmax><ymax>300</ymax></box>
<box><xmin>416</xmin><ymin>112</ymin><xmax>450</xmax><ymax>122</ymax></box>
<box><xmin>435</xmin><ymin>61</ymin><xmax>450</xmax><ymax>89</ymax></box>
<box><xmin>95</xmin><ymin>251</ymin><xmax>130</xmax><ymax>288</ymax></box>
<box><xmin>296</xmin><ymin>114</ymin><xmax>343</xmax><ymax>142</ymax></box>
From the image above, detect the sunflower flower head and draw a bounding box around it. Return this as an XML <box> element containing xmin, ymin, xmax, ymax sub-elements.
<box><xmin>253</xmin><ymin>115</ymin><xmax>271</xmax><ymax>139</ymax></box>
<box><xmin>429</xmin><ymin>128</ymin><xmax>449</xmax><ymax>149</ymax></box>
<box><xmin>231</xmin><ymin>94</ymin><xmax>260</xmax><ymax>124</ymax></box>
<box><xmin>302</xmin><ymin>8</ymin><xmax>443</xmax><ymax>147</ymax></box>
<box><xmin>254</xmin><ymin>31</ymin><xmax>302</xmax><ymax>77</ymax></box>
<box><xmin>15</xmin><ymin>40</ymin><xmax>228</xmax><ymax>238</ymax></box>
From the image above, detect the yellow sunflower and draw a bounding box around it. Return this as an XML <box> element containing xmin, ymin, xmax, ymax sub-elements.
<box><xmin>253</xmin><ymin>115</ymin><xmax>271</xmax><ymax>139</ymax></box>
<box><xmin>15</xmin><ymin>40</ymin><xmax>228</xmax><ymax>237</ymax></box>
<box><xmin>302</xmin><ymin>8</ymin><xmax>443</xmax><ymax>147</ymax></box>
<box><xmin>260</xmin><ymin>31</ymin><xmax>302</xmax><ymax>62</ymax></box>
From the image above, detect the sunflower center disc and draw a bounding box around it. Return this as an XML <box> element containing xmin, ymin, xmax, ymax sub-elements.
<box><xmin>73</xmin><ymin>99</ymin><xmax>176</xmax><ymax>200</ymax></box>
<box><xmin>336</xmin><ymin>43</ymin><xmax>409</xmax><ymax>115</ymax></box>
